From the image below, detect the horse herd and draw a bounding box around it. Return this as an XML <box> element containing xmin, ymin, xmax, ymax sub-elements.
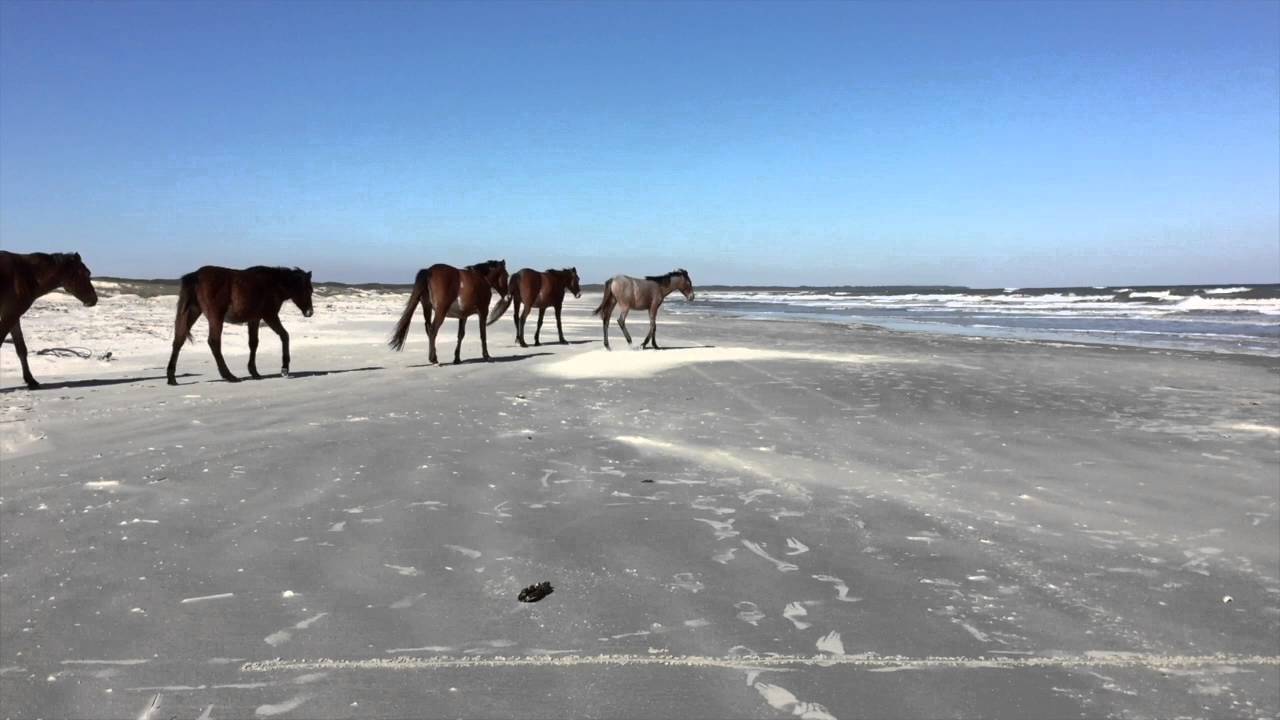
<box><xmin>0</xmin><ymin>250</ymin><xmax>696</xmax><ymax>390</ymax></box>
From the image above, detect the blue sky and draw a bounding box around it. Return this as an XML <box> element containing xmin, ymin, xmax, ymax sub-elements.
<box><xmin>1</xmin><ymin>1</ymin><xmax>1277</xmax><ymax>286</ymax></box>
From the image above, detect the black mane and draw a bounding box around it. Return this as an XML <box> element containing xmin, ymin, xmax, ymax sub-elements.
<box><xmin>246</xmin><ymin>266</ymin><xmax>309</xmax><ymax>283</ymax></box>
<box><xmin>467</xmin><ymin>259</ymin><xmax>504</xmax><ymax>273</ymax></box>
<box><xmin>645</xmin><ymin>268</ymin><xmax>689</xmax><ymax>284</ymax></box>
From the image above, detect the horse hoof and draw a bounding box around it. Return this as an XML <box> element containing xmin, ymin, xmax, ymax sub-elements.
<box><xmin>167</xmin><ymin>378</ymin><xmax>178</xmax><ymax>386</ymax></box>
<box><xmin>25</xmin><ymin>381</ymin><xmax>40</xmax><ymax>390</ymax></box>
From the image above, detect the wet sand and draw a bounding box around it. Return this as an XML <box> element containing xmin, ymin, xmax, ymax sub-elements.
<box><xmin>1</xmin><ymin>291</ymin><xmax>1277</xmax><ymax>718</ymax></box>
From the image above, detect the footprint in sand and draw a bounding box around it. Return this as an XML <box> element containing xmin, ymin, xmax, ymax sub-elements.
<box><xmin>389</xmin><ymin>593</ymin><xmax>427</xmax><ymax>609</ymax></box>
<box><xmin>783</xmin><ymin>602</ymin><xmax>811</xmax><ymax>630</ymax></box>
<box><xmin>695</xmin><ymin>517</ymin><xmax>739</xmax><ymax>540</ymax></box>
<box><xmin>739</xmin><ymin>489</ymin><xmax>776</xmax><ymax>505</ymax></box>
<box><xmin>255</xmin><ymin>694</ymin><xmax>310</xmax><ymax>717</ymax></box>
<box><xmin>816</xmin><ymin>630</ymin><xmax>845</xmax><ymax>655</ymax></box>
<box><xmin>670</xmin><ymin>573</ymin><xmax>704</xmax><ymax>593</ymax></box>
<box><xmin>812</xmin><ymin>574</ymin><xmax>860</xmax><ymax>602</ymax></box>
<box><xmin>785</xmin><ymin>538</ymin><xmax>810</xmax><ymax>556</ymax></box>
<box><xmin>741</xmin><ymin>540</ymin><xmax>799</xmax><ymax>572</ymax></box>
<box><xmin>444</xmin><ymin>545</ymin><xmax>482</xmax><ymax>559</ymax></box>
<box><xmin>753</xmin><ymin>682</ymin><xmax>837</xmax><ymax>720</ymax></box>
<box><xmin>264</xmin><ymin>613</ymin><xmax>328</xmax><ymax>647</ymax></box>
<box><xmin>691</xmin><ymin>496</ymin><xmax>736</xmax><ymax>515</ymax></box>
<box><xmin>735</xmin><ymin>601</ymin><xmax>766</xmax><ymax>626</ymax></box>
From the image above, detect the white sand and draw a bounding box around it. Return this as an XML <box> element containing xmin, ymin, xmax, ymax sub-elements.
<box><xmin>538</xmin><ymin>346</ymin><xmax>912</xmax><ymax>380</ymax></box>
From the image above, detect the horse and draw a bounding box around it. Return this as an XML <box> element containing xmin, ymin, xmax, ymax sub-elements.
<box><xmin>593</xmin><ymin>269</ymin><xmax>694</xmax><ymax>350</ymax></box>
<box><xmin>166</xmin><ymin>265</ymin><xmax>315</xmax><ymax>385</ymax></box>
<box><xmin>388</xmin><ymin>260</ymin><xmax>509</xmax><ymax>365</ymax></box>
<box><xmin>486</xmin><ymin>267</ymin><xmax>581</xmax><ymax>347</ymax></box>
<box><xmin>0</xmin><ymin>251</ymin><xmax>99</xmax><ymax>389</ymax></box>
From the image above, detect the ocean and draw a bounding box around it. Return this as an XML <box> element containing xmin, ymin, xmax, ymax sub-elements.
<box><xmin>669</xmin><ymin>284</ymin><xmax>1280</xmax><ymax>356</ymax></box>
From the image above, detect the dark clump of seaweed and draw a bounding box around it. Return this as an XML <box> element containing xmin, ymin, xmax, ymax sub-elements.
<box><xmin>518</xmin><ymin>581</ymin><xmax>554</xmax><ymax>603</ymax></box>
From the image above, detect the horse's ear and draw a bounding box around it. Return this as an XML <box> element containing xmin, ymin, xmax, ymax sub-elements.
<box><xmin>74</xmin><ymin>253</ymin><xmax>81</xmax><ymax>261</ymax></box>
<box><xmin>307</xmin><ymin>271</ymin><xmax>313</xmax><ymax>279</ymax></box>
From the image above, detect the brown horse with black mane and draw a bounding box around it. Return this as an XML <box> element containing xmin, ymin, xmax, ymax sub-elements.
<box><xmin>166</xmin><ymin>265</ymin><xmax>315</xmax><ymax>385</ymax></box>
<box><xmin>487</xmin><ymin>267</ymin><xmax>581</xmax><ymax>347</ymax></box>
<box><xmin>389</xmin><ymin>260</ymin><xmax>509</xmax><ymax>364</ymax></box>
<box><xmin>0</xmin><ymin>251</ymin><xmax>99</xmax><ymax>389</ymax></box>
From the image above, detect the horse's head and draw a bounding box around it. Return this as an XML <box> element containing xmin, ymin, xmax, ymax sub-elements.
<box><xmin>490</xmin><ymin>259</ymin><xmax>509</xmax><ymax>299</ymax></box>
<box><xmin>672</xmin><ymin>268</ymin><xmax>694</xmax><ymax>301</ymax></box>
<box><xmin>567</xmin><ymin>267</ymin><xmax>581</xmax><ymax>299</ymax></box>
<box><xmin>60</xmin><ymin>253</ymin><xmax>98</xmax><ymax>307</ymax></box>
<box><xmin>291</xmin><ymin>268</ymin><xmax>315</xmax><ymax>317</ymax></box>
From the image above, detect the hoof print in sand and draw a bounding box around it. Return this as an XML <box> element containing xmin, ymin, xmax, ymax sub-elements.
<box><xmin>518</xmin><ymin>581</ymin><xmax>554</xmax><ymax>603</ymax></box>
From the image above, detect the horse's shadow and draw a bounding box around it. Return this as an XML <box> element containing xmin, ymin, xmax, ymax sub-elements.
<box><xmin>281</xmin><ymin>366</ymin><xmax>384</xmax><ymax>380</ymax></box>
<box><xmin>409</xmin><ymin>352</ymin><xmax>553</xmax><ymax>368</ymax></box>
<box><xmin>633</xmin><ymin>344</ymin><xmax>717</xmax><ymax>351</ymax></box>
<box><xmin>0</xmin><ymin>373</ymin><xmax>198</xmax><ymax>394</ymax></box>
<box><xmin>513</xmin><ymin>340</ymin><xmax>594</xmax><ymax>348</ymax></box>
<box><xmin>169</xmin><ymin>366</ymin><xmax>386</xmax><ymax>386</ymax></box>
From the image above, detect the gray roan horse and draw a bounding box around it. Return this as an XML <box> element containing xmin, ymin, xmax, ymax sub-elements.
<box><xmin>592</xmin><ymin>269</ymin><xmax>694</xmax><ymax>350</ymax></box>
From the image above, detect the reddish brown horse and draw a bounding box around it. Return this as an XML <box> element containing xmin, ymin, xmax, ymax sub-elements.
<box><xmin>0</xmin><ymin>251</ymin><xmax>99</xmax><ymax>389</ymax></box>
<box><xmin>487</xmin><ymin>267</ymin><xmax>581</xmax><ymax>347</ymax></box>
<box><xmin>389</xmin><ymin>260</ymin><xmax>509</xmax><ymax>364</ymax></box>
<box><xmin>167</xmin><ymin>265</ymin><xmax>315</xmax><ymax>385</ymax></box>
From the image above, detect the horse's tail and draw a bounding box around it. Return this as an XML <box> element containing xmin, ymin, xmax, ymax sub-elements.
<box><xmin>486</xmin><ymin>270</ymin><xmax>516</xmax><ymax>326</ymax></box>
<box><xmin>389</xmin><ymin>269</ymin><xmax>429</xmax><ymax>351</ymax></box>
<box><xmin>174</xmin><ymin>271</ymin><xmax>200</xmax><ymax>345</ymax></box>
<box><xmin>593</xmin><ymin>277</ymin><xmax>614</xmax><ymax>316</ymax></box>
<box><xmin>486</xmin><ymin>295</ymin><xmax>512</xmax><ymax>326</ymax></box>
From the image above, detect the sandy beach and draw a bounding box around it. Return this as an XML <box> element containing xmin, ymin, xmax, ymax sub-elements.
<box><xmin>1</xmin><ymin>286</ymin><xmax>1277</xmax><ymax>719</ymax></box>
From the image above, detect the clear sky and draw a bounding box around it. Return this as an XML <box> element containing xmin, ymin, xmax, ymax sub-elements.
<box><xmin>1</xmin><ymin>1</ymin><xmax>1277</xmax><ymax>287</ymax></box>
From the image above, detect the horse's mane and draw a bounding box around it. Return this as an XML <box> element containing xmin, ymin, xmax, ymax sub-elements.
<box><xmin>25</xmin><ymin>252</ymin><xmax>81</xmax><ymax>266</ymax></box>
<box><xmin>246</xmin><ymin>266</ymin><xmax>310</xmax><ymax>282</ymax></box>
<box><xmin>645</xmin><ymin>268</ymin><xmax>689</xmax><ymax>284</ymax></box>
<box><xmin>547</xmin><ymin>267</ymin><xmax>577</xmax><ymax>276</ymax></box>
<box><xmin>467</xmin><ymin>259</ymin><xmax>504</xmax><ymax>273</ymax></box>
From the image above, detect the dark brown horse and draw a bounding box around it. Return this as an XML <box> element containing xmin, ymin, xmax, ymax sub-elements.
<box><xmin>166</xmin><ymin>265</ymin><xmax>315</xmax><ymax>385</ymax></box>
<box><xmin>486</xmin><ymin>267</ymin><xmax>581</xmax><ymax>347</ymax></box>
<box><xmin>593</xmin><ymin>269</ymin><xmax>694</xmax><ymax>350</ymax></box>
<box><xmin>0</xmin><ymin>251</ymin><xmax>99</xmax><ymax>389</ymax></box>
<box><xmin>389</xmin><ymin>260</ymin><xmax>509</xmax><ymax>364</ymax></box>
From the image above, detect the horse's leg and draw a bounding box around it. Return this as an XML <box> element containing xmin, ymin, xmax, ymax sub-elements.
<box><xmin>247</xmin><ymin>320</ymin><xmax>262</xmax><ymax>379</ymax></box>
<box><xmin>617</xmin><ymin>308</ymin><xmax>633</xmax><ymax>345</ymax></box>
<box><xmin>453</xmin><ymin>315</ymin><xmax>467</xmax><ymax>364</ymax></box>
<box><xmin>514</xmin><ymin>299</ymin><xmax>529</xmax><ymax>348</ymax></box>
<box><xmin>534</xmin><ymin>307</ymin><xmax>546</xmax><ymax>346</ymax></box>
<box><xmin>601</xmin><ymin>313</ymin><xmax>610</xmax><ymax>350</ymax></box>
<box><xmin>512</xmin><ymin>297</ymin><xmax>525</xmax><ymax>346</ymax></box>
<box><xmin>205</xmin><ymin>313</ymin><xmax>239</xmax><ymax>382</ymax></box>
<box><xmin>554</xmin><ymin>302</ymin><xmax>567</xmax><ymax>344</ymax></box>
<box><xmin>9</xmin><ymin>319</ymin><xmax>39</xmax><ymax>389</ymax></box>
<box><xmin>427</xmin><ymin>305</ymin><xmax>446</xmax><ymax>365</ymax></box>
<box><xmin>479</xmin><ymin>307</ymin><xmax>491</xmax><ymax>361</ymax></box>
<box><xmin>264</xmin><ymin>314</ymin><xmax>291</xmax><ymax>377</ymax></box>
<box><xmin>647</xmin><ymin>306</ymin><xmax>661</xmax><ymax>349</ymax></box>
<box><xmin>167</xmin><ymin>305</ymin><xmax>201</xmax><ymax>385</ymax></box>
